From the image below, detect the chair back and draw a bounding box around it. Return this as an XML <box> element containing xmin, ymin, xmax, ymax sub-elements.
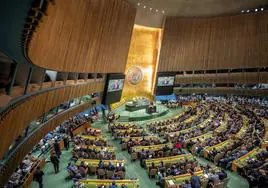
<box><xmin>122</xmin><ymin>143</ymin><xmax>127</xmax><ymax>150</ymax></box>
<box><xmin>131</xmin><ymin>152</ymin><xmax>138</xmax><ymax>160</ymax></box>
<box><xmin>106</xmin><ymin>170</ymin><xmax>114</xmax><ymax>179</ymax></box>
<box><xmin>149</xmin><ymin>168</ymin><xmax>158</xmax><ymax>178</ymax></box>
<box><xmin>98</xmin><ymin>169</ymin><xmax>105</xmax><ymax>176</ymax></box>
<box><xmin>90</xmin><ymin>166</ymin><xmax>97</xmax><ymax>175</ymax></box>
<box><xmin>117</xmin><ymin>171</ymin><xmax>125</xmax><ymax>179</ymax></box>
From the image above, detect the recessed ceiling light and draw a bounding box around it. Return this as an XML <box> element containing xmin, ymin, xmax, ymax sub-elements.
<box><xmin>255</xmin><ymin>9</ymin><xmax>258</xmax><ymax>12</ymax></box>
<box><xmin>143</xmin><ymin>5</ymin><xmax>146</xmax><ymax>8</ymax></box>
<box><xmin>137</xmin><ymin>2</ymin><xmax>140</xmax><ymax>6</ymax></box>
<box><xmin>241</xmin><ymin>10</ymin><xmax>244</xmax><ymax>13</ymax></box>
<box><xmin>261</xmin><ymin>8</ymin><xmax>264</xmax><ymax>11</ymax></box>
<box><xmin>150</xmin><ymin>8</ymin><xmax>152</xmax><ymax>11</ymax></box>
<box><xmin>162</xmin><ymin>10</ymin><xmax>165</xmax><ymax>14</ymax></box>
<box><xmin>246</xmin><ymin>10</ymin><xmax>250</xmax><ymax>12</ymax></box>
<box><xmin>156</xmin><ymin>9</ymin><xmax>159</xmax><ymax>12</ymax></box>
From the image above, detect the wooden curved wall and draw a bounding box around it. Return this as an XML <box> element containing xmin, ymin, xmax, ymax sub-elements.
<box><xmin>28</xmin><ymin>0</ymin><xmax>136</xmax><ymax>73</ymax></box>
<box><xmin>174</xmin><ymin>87</ymin><xmax>268</xmax><ymax>97</ymax></box>
<box><xmin>175</xmin><ymin>72</ymin><xmax>268</xmax><ymax>84</ymax></box>
<box><xmin>159</xmin><ymin>12</ymin><xmax>268</xmax><ymax>72</ymax></box>
<box><xmin>0</xmin><ymin>82</ymin><xmax>104</xmax><ymax>159</ymax></box>
<box><xmin>0</xmin><ymin>102</ymin><xmax>90</xmax><ymax>187</ymax></box>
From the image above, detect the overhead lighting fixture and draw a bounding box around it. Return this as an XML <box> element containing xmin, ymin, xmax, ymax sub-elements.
<box><xmin>241</xmin><ymin>10</ymin><xmax>244</xmax><ymax>13</ymax></box>
<box><xmin>143</xmin><ymin>5</ymin><xmax>146</xmax><ymax>8</ymax></box>
<box><xmin>156</xmin><ymin>9</ymin><xmax>159</xmax><ymax>12</ymax></box>
<box><xmin>162</xmin><ymin>10</ymin><xmax>165</xmax><ymax>14</ymax></box>
<box><xmin>246</xmin><ymin>10</ymin><xmax>250</xmax><ymax>13</ymax></box>
<box><xmin>150</xmin><ymin>8</ymin><xmax>152</xmax><ymax>11</ymax></box>
<box><xmin>255</xmin><ymin>9</ymin><xmax>258</xmax><ymax>12</ymax></box>
<box><xmin>137</xmin><ymin>2</ymin><xmax>140</xmax><ymax>6</ymax></box>
<box><xmin>261</xmin><ymin>8</ymin><xmax>264</xmax><ymax>11</ymax></box>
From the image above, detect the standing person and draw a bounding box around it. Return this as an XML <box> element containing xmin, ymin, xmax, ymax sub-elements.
<box><xmin>102</xmin><ymin>107</ymin><xmax>106</xmax><ymax>121</ymax></box>
<box><xmin>190</xmin><ymin>171</ymin><xmax>201</xmax><ymax>188</ymax></box>
<box><xmin>50</xmin><ymin>152</ymin><xmax>60</xmax><ymax>173</ymax></box>
<box><xmin>33</xmin><ymin>166</ymin><xmax>44</xmax><ymax>188</ymax></box>
<box><xmin>53</xmin><ymin>140</ymin><xmax>61</xmax><ymax>158</ymax></box>
<box><xmin>69</xmin><ymin>129</ymin><xmax>74</xmax><ymax>138</ymax></box>
<box><xmin>63</xmin><ymin>136</ymin><xmax>70</xmax><ymax>150</ymax></box>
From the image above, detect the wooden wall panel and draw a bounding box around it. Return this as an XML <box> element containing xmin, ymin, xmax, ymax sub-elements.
<box><xmin>0</xmin><ymin>102</ymin><xmax>90</xmax><ymax>187</ymax></box>
<box><xmin>28</xmin><ymin>0</ymin><xmax>136</xmax><ymax>73</ymax></box>
<box><xmin>174</xmin><ymin>87</ymin><xmax>268</xmax><ymax>97</ymax></box>
<box><xmin>175</xmin><ymin>72</ymin><xmax>268</xmax><ymax>84</ymax></box>
<box><xmin>159</xmin><ymin>12</ymin><xmax>268</xmax><ymax>72</ymax></box>
<box><xmin>0</xmin><ymin>82</ymin><xmax>104</xmax><ymax>159</ymax></box>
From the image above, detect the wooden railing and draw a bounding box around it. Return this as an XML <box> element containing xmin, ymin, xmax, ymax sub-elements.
<box><xmin>0</xmin><ymin>81</ymin><xmax>104</xmax><ymax>159</ymax></box>
<box><xmin>0</xmin><ymin>102</ymin><xmax>91</xmax><ymax>187</ymax></box>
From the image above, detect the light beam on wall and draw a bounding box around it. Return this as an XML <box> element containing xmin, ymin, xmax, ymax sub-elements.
<box><xmin>121</xmin><ymin>25</ymin><xmax>162</xmax><ymax>100</ymax></box>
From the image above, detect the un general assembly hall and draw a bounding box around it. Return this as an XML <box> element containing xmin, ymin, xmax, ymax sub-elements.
<box><xmin>1</xmin><ymin>0</ymin><xmax>268</xmax><ymax>188</ymax></box>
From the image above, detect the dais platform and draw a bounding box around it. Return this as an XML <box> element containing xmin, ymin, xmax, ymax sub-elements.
<box><xmin>117</xmin><ymin>103</ymin><xmax>169</xmax><ymax>122</ymax></box>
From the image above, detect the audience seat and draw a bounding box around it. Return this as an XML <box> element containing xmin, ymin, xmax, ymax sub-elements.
<box><xmin>97</xmin><ymin>169</ymin><xmax>105</xmax><ymax>179</ymax></box>
<box><xmin>106</xmin><ymin>170</ymin><xmax>114</xmax><ymax>179</ymax></box>
<box><xmin>149</xmin><ymin>169</ymin><xmax>157</xmax><ymax>178</ymax></box>
<box><xmin>131</xmin><ymin>152</ymin><xmax>138</xmax><ymax>161</ymax></box>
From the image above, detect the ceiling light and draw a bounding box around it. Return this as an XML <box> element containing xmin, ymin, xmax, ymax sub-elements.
<box><xmin>137</xmin><ymin>2</ymin><xmax>140</xmax><ymax>6</ymax></box>
<box><xmin>143</xmin><ymin>6</ymin><xmax>146</xmax><ymax>8</ymax></box>
<box><xmin>156</xmin><ymin>9</ymin><xmax>159</xmax><ymax>12</ymax></box>
<box><xmin>162</xmin><ymin>10</ymin><xmax>165</xmax><ymax>14</ymax></box>
<box><xmin>261</xmin><ymin>8</ymin><xmax>264</xmax><ymax>11</ymax></box>
<box><xmin>150</xmin><ymin>8</ymin><xmax>152</xmax><ymax>11</ymax></box>
<box><xmin>255</xmin><ymin>9</ymin><xmax>258</xmax><ymax>12</ymax></box>
<box><xmin>246</xmin><ymin>10</ymin><xmax>250</xmax><ymax>13</ymax></box>
<box><xmin>241</xmin><ymin>10</ymin><xmax>244</xmax><ymax>13</ymax></box>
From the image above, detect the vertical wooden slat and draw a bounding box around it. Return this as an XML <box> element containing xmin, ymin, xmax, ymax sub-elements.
<box><xmin>159</xmin><ymin>12</ymin><xmax>268</xmax><ymax>72</ymax></box>
<box><xmin>28</xmin><ymin>0</ymin><xmax>136</xmax><ymax>73</ymax></box>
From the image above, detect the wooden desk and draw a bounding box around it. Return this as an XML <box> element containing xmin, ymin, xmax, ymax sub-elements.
<box><xmin>79</xmin><ymin>179</ymin><xmax>139</xmax><ymax>188</ymax></box>
<box><xmin>145</xmin><ymin>154</ymin><xmax>193</xmax><ymax>168</ymax></box>
<box><xmin>164</xmin><ymin>171</ymin><xmax>203</xmax><ymax>188</ymax></box>
<box><xmin>74</xmin><ymin>145</ymin><xmax>115</xmax><ymax>152</ymax></box>
<box><xmin>231</xmin><ymin>148</ymin><xmax>263</xmax><ymax>172</ymax></box>
<box><xmin>113</xmin><ymin>128</ymin><xmax>144</xmax><ymax>133</ymax></box>
<box><xmin>261</xmin><ymin>118</ymin><xmax>268</xmax><ymax>149</ymax></box>
<box><xmin>132</xmin><ymin>143</ymin><xmax>173</xmax><ymax>153</ymax></box>
<box><xmin>235</xmin><ymin>117</ymin><xmax>249</xmax><ymax>139</ymax></box>
<box><xmin>75</xmin><ymin>158</ymin><xmax>125</xmax><ymax>167</ymax></box>
<box><xmin>122</xmin><ymin>135</ymin><xmax>158</xmax><ymax>143</ymax></box>
<box><xmin>204</xmin><ymin>139</ymin><xmax>233</xmax><ymax>158</ymax></box>
<box><xmin>72</xmin><ymin>122</ymin><xmax>91</xmax><ymax>136</ymax></box>
<box><xmin>80</xmin><ymin>135</ymin><xmax>107</xmax><ymax>141</ymax></box>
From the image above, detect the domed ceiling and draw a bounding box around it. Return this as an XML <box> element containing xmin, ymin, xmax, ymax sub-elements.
<box><xmin>127</xmin><ymin>0</ymin><xmax>268</xmax><ymax>27</ymax></box>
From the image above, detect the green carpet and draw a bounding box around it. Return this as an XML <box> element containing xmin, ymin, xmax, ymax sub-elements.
<box><xmin>30</xmin><ymin>107</ymin><xmax>249</xmax><ymax>188</ymax></box>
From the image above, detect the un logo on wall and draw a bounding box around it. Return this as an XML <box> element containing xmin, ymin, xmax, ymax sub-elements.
<box><xmin>126</xmin><ymin>66</ymin><xmax>144</xmax><ymax>85</ymax></box>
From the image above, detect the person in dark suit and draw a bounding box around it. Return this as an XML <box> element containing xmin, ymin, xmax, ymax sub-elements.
<box><xmin>53</xmin><ymin>140</ymin><xmax>61</xmax><ymax>158</ymax></box>
<box><xmin>63</xmin><ymin>136</ymin><xmax>70</xmax><ymax>150</ymax></box>
<box><xmin>190</xmin><ymin>171</ymin><xmax>201</xmax><ymax>188</ymax></box>
<box><xmin>218</xmin><ymin>169</ymin><xmax>227</xmax><ymax>180</ymax></box>
<box><xmin>33</xmin><ymin>166</ymin><xmax>44</xmax><ymax>188</ymax></box>
<box><xmin>50</xmin><ymin>152</ymin><xmax>60</xmax><ymax>173</ymax></box>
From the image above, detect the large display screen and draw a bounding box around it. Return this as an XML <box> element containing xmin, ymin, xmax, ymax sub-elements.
<box><xmin>108</xmin><ymin>79</ymin><xmax>125</xmax><ymax>92</ymax></box>
<box><xmin>155</xmin><ymin>73</ymin><xmax>176</xmax><ymax>95</ymax></box>
<box><xmin>157</xmin><ymin>76</ymin><xmax>175</xmax><ymax>86</ymax></box>
<box><xmin>103</xmin><ymin>74</ymin><xmax>125</xmax><ymax>105</ymax></box>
